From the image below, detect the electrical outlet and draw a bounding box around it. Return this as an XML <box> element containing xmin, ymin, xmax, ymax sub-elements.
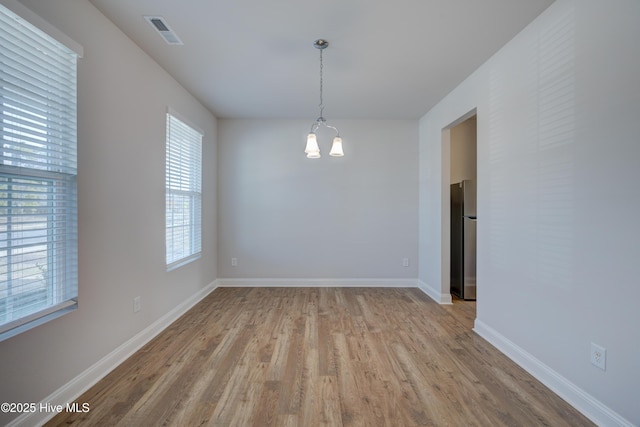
<box><xmin>231</xmin><ymin>257</ymin><xmax>238</xmax><ymax>267</ymax></box>
<box><xmin>133</xmin><ymin>296</ymin><xmax>141</xmax><ymax>313</ymax></box>
<box><xmin>402</xmin><ymin>258</ymin><xmax>409</xmax><ymax>267</ymax></box>
<box><xmin>590</xmin><ymin>342</ymin><xmax>606</xmax><ymax>370</ymax></box>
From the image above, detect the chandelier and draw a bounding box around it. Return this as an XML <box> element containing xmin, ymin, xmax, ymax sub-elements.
<box><xmin>304</xmin><ymin>39</ymin><xmax>344</xmax><ymax>158</ymax></box>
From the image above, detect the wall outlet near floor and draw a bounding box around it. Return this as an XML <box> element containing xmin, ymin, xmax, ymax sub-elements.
<box><xmin>133</xmin><ymin>296</ymin><xmax>141</xmax><ymax>313</ymax></box>
<box><xmin>590</xmin><ymin>342</ymin><xmax>606</xmax><ymax>370</ymax></box>
<box><xmin>231</xmin><ymin>257</ymin><xmax>238</xmax><ymax>267</ymax></box>
<box><xmin>402</xmin><ymin>258</ymin><xmax>409</xmax><ymax>267</ymax></box>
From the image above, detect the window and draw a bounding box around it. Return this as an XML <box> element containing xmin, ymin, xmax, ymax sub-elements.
<box><xmin>0</xmin><ymin>4</ymin><xmax>78</xmax><ymax>341</ymax></box>
<box><xmin>165</xmin><ymin>113</ymin><xmax>202</xmax><ymax>269</ymax></box>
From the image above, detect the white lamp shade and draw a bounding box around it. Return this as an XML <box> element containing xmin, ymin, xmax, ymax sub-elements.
<box><xmin>329</xmin><ymin>136</ymin><xmax>344</xmax><ymax>157</ymax></box>
<box><xmin>305</xmin><ymin>133</ymin><xmax>320</xmax><ymax>157</ymax></box>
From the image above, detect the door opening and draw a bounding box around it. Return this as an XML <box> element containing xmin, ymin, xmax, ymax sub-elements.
<box><xmin>442</xmin><ymin>111</ymin><xmax>477</xmax><ymax>324</ymax></box>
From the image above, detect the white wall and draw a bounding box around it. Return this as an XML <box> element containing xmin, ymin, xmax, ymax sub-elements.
<box><xmin>0</xmin><ymin>1</ymin><xmax>217</xmax><ymax>425</ymax></box>
<box><xmin>218</xmin><ymin>119</ymin><xmax>419</xmax><ymax>282</ymax></box>
<box><xmin>419</xmin><ymin>0</ymin><xmax>640</xmax><ymax>424</ymax></box>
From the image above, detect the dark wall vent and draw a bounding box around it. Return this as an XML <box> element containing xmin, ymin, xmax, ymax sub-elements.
<box><xmin>144</xmin><ymin>16</ymin><xmax>183</xmax><ymax>45</ymax></box>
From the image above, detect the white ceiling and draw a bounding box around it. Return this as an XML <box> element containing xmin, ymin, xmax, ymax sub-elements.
<box><xmin>88</xmin><ymin>0</ymin><xmax>554</xmax><ymax>119</ymax></box>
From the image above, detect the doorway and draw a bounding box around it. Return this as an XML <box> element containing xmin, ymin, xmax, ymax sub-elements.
<box><xmin>442</xmin><ymin>111</ymin><xmax>477</xmax><ymax>324</ymax></box>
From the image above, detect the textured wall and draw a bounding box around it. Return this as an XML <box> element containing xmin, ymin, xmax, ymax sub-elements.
<box><xmin>419</xmin><ymin>0</ymin><xmax>640</xmax><ymax>424</ymax></box>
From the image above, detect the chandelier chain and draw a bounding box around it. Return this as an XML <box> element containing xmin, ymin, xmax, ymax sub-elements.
<box><xmin>319</xmin><ymin>48</ymin><xmax>324</xmax><ymax>118</ymax></box>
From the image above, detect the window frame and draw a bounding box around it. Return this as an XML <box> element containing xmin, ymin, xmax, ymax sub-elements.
<box><xmin>0</xmin><ymin>2</ymin><xmax>80</xmax><ymax>342</ymax></box>
<box><xmin>165</xmin><ymin>110</ymin><xmax>203</xmax><ymax>271</ymax></box>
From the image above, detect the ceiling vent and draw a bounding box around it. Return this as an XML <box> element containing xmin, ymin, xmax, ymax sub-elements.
<box><xmin>144</xmin><ymin>16</ymin><xmax>183</xmax><ymax>45</ymax></box>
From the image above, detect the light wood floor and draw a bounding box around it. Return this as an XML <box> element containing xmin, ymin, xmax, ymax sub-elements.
<box><xmin>47</xmin><ymin>287</ymin><xmax>592</xmax><ymax>426</ymax></box>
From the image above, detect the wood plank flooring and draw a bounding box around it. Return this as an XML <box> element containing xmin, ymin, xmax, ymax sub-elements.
<box><xmin>46</xmin><ymin>287</ymin><xmax>592</xmax><ymax>426</ymax></box>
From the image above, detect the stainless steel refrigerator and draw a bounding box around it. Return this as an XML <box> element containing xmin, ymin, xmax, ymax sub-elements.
<box><xmin>450</xmin><ymin>180</ymin><xmax>476</xmax><ymax>300</ymax></box>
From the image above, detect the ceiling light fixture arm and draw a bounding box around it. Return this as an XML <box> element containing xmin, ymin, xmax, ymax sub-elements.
<box><xmin>309</xmin><ymin>117</ymin><xmax>340</xmax><ymax>137</ymax></box>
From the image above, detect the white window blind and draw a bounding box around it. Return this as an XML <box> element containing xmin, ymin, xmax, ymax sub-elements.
<box><xmin>0</xmin><ymin>5</ymin><xmax>78</xmax><ymax>341</ymax></box>
<box><xmin>166</xmin><ymin>113</ymin><xmax>202</xmax><ymax>269</ymax></box>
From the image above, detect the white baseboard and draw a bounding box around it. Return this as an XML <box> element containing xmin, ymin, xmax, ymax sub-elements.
<box><xmin>473</xmin><ymin>319</ymin><xmax>634</xmax><ymax>427</ymax></box>
<box><xmin>8</xmin><ymin>280</ymin><xmax>219</xmax><ymax>427</ymax></box>
<box><xmin>216</xmin><ymin>277</ymin><xmax>419</xmax><ymax>288</ymax></box>
<box><xmin>417</xmin><ymin>279</ymin><xmax>452</xmax><ymax>304</ymax></box>
<box><xmin>218</xmin><ymin>278</ymin><xmax>456</xmax><ymax>307</ymax></box>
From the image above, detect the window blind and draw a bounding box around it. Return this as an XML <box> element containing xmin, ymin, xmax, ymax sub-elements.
<box><xmin>0</xmin><ymin>4</ymin><xmax>78</xmax><ymax>341</ymax></box>
<box><xmin>166</xmin><ymin>113</ymin><xmax>202</xmax><ymax>269</ymax></box>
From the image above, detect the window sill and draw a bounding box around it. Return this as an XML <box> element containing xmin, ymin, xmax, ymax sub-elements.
<box><xmin>166</xmin><ymin>253</ymin><xmax>202</xmax><ymax>272</ymax></box>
